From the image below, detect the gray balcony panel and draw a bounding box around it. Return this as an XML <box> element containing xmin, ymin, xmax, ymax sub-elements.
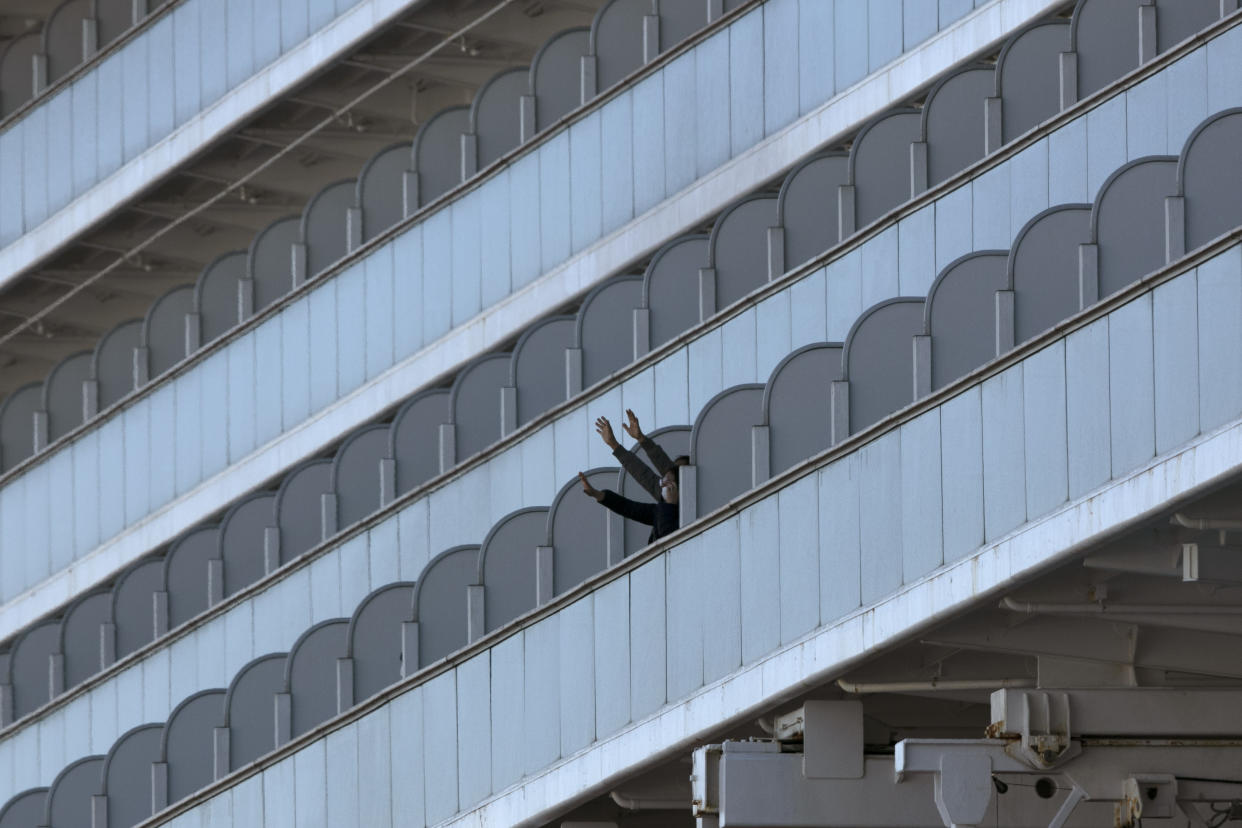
<box><xmin>1181</xmin><ymin>109</ymin><xmax>1242</xmax><ymax>251</ymax></box>
<box><xmin>413</xmin><ymin>107</ymin><xmax>470</xmax><ymax>207</ymax></box>
<box><xmin>469</xmin><ymin>68</ymin><xmax>528</xmax><ymax>172</ymax></box>
<box><xmin>195</xmin><ymin>252</ymin><xmax>247</xmax><ymax>346</ymax></box>
<box><xmin>43</xmin><ymin>351</ymin><xmax>92</xmax><ymax>442</ymax></box>
<box><xmin>922</xmin><ymin>66</ymin><xmax>993</xmax><ymax>187</ymax></box>
<box><xmin>843</xmin><ymin>298</ymin><xmax>925</xmax><ymax>433</ymax></box>
<box><xmin>301</xmin><ymin>180</ymin><xmax>356</xmax><ymax>279</ymax></box>
<box><xmin>997</xmin><ymin>21</ymin><xmax>1069</xmax><ymax>143</ymax></box>
<box><xmin>248</xmin><ymin>217</ymin><xmax>300</xmax><ymax>312</ymax></box>
<box><xmin>43</xmin><ymin>0</ymin><xmax>91</xmax><ymax>84</ymax></box>
<box><xmin>591</xmin><ymin>0</ymin><xmax>648</xmax><ymax>93</ymax></box>
<box><xmin>709</xmin><ymin>195</ymin><xmax>778</xmax><ymax>309</ymax></box>
<box><xmin>532</xmin><ymin>29</ymin><xmax>590</xmax><ymax>132</ymax></box>
<box><xmin>143</xmin><ymin>285</ymin><xmax>195</xmax><ymax>380</ymax></box>
<box><xmin>412</xmin><ymin>545</ymin><xmax>480</xmax><ymax>667</ymax></box>
<box><xmin>778</xmin><ymin>154</ymin><xmax>848</xmax><ymax>268</ymax></box>
<box><xmin>111</xmin><ymin>557</ymin><xmax>163</xmax><ymax>659</ymax></box>
<box><xmin>761</xmin><ymin>344</ymin><xmax>841</xmax><ymax>477</ymax></box>
<box><xmin>447</xmin><ymin>354</ymin><xmax>511</xmax><ymax>462</ymax></box>
<box><xmin>218</xmin><ymin>492</ymin><xmax>277</xmax><ymax>597</ymax></box>
<box><xmin>690</xmin><ymin>385</ymin><xmax>763</xmax><ymax>515</ymax></box>
<box><xmin>547</xmin><ymin>468</ymin><xmax>617</xmax><ymax>595</ymax></box>
<box><xmin>332</xmin><ymin>424</ymin><xmax>389</xmax><ymax>529</ymax></box>
<box><xmin>1009</xmin><ymin>205</ymin><xmax>1092</xmax><ymax>343</ymax></box>
<box><xmin>642</xmin><ymin>236</ymin><xmax>708</xmax><ymax>348</ymax></box>
<box><xmin>847</xmin><ymin>110</ymin><xmax>922</xmax><ymax>229</ymax></box>
<box><xmin>43</xmin><ymin>755</ymin><xmax>103</xmax><ymax>828</ymax></box>
<box><xmin>391</xmin><ymin>390</ymin><xmax>450</xmax><ymax>495</ymax></box>
<box><xmin>576</xmin><ymin>276</ymin><xmax>642</xmax><ymax>387</ymax></box>
<box><xmin>58</xmin><ymin>589</ymin><xmax>111</xmax><ymax>689</ymax></box>
<box><xmin>160</xmin><ymin>689</ymin><xmax>225</xmax><ymax>805</ymax></box>
<box><xmin>0</xmin><ymin>34</ymin><xmax>38</xmax><ymax>117</ymax></box>
<box><xmin>345</xmin><ymin>582</ymin><xmax>415</xmax><ymax>704</ymax></box>
<box><xmin>510</xmin><ymin>317</ymin><xmax>576</xmax><ymax>427</ymax></box>
<box><xmin>0</xmin><ymin>787</ymin><xmax>46</xmax><ymax>828</ymax></box>
<box><xmin>274</xmin><ymin>459</ymin><xmax>333</xmax><ymax>563</ymax></box>
<box><xmin>925</xmin><ymin>252</ymin><xmax>1009</xmax><ymax>389</ymax></box>
<box><xmin>1070</xmin><ymin>0</ymin><xmax>1142</xmax><ymax>98</ymax></box>
<box><xmin>8</xmin><ymin>621</ymin><xmax>59</xmax><ymax>719</ymax></box>
<box><xmin>100</xmin><ymin>723</ymin><xmax>162</xmax><ymax>828</ymax></box>
<box><xmin>162</xmin><ymin>525</ymin><xmax>220</xmax><ymax>629</ymax></box>
<box><xmin>1092</xmin><ymin>157</ymin><xmax>1178</xmax><ymax>298</ymax></box>
<box><xmin>284</xmin><ymin>619</ymin><xmax>348</xmax><ymax>738</ymax></box>
<box><xmin>476</xmin><ymin>507</ymin><xmax>550</xmax><ymax>634</ymax></box>
<box><xmin>1155</xmin><ymin>0</ymin><xmax>1220</xmax><ymax>52</ymax></box>
<box><xmin>90</xmin><ymin>320</ymin><xmax>142</xmax><ymax>411</ymax></box>
<box><xmin>223</xmin><ymin>653</ymin><xmax>287</xmax><ymax>771</ymax></box>
<box><xmin>356</xmin><ymin>142</ymin><xmax>411</xmax><ymax>244</ymax></box>
<box><xmin>0</xmin><ymin>383</ymin><xmax>40</xmax><ymax>470</ymax></box>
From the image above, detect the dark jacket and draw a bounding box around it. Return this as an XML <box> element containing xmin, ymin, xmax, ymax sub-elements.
<box><xmin>599</xmin><ymin>490</ymin><xmax>680</xmax><ymax>542</ymax></box>
<box><xmin>605</xmin><ymin>436</ymin><xmax>680</xmax><ymax>543</ymax></box>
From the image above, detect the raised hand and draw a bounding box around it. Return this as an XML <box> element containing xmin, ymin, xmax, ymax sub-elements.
<box><xmin>578</xmin><ymin>471</ymin><xmax>603</xmax><ymax>501</ymax></box>
<box><xmin>622</xmin><ymin>408</ymin><xmax>644</xmax><ymax>440</ymax></box>
<box><xmin>594</xmin><ymin>416</ymin><xmax>619</xmax><ymax>449</ymax></box>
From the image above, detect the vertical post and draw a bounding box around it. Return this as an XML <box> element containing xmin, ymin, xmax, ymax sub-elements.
<box><xmin>207</xmin><ymin>559</ymin><xmax>224</xmax><ymax>607</ymax></box>
<box><xmin>379</xmin><ymin>458</ymin><xmax>397</xmax><ymax>508</ymax></box>
<box><xmin>320</xmin><ymin>494</ymin><xmax>338</xmax><ymax>541</ymax></box>
<box><xmin>1058</xmin><ymin>52</ymin><xmax>1078</xmax><ymax>110</ymax></box>
<box><xmin>438</xmin><ymin>423</ymin><xmax>456</xmax><ymax>474</ymax></box>
<box><xmin>500</xmin><ymin>386</ymin><xmax>518</xmax><ymax>437</ymax></box>
<box><xmin>100</xmin><ymin>622</ymin><xmax>117</xmax><ymax>670</ymax></box>
<box><xmin>677</xmin><ymin>465</ymin><xmax>698</xmax><ymax>528</ymax></box>
<box><xmin>751</xmin><ymin>425</ymin><xmax>770</xmax><ymax>487</ymax></box>
<box><xmin>837</xmin><ymin>185</ymin><xmax>856</xmax><ymax>240</ymax></box>
<box><xmin>291</xmin><ymin>243</ymin><xmax>308</xmax><ymax>289</ymax></box>
<box><xmin>83</xmin><ymin>379</ymin><xmax>99</xmax><ymax>420</ymax></box>
<box><xmin>263</xmin><ymin>527</ymin><xmax>281</xmax><ymax>574</ymax></box>
<box><xmin>31</xmin><ymin>54</ymin><xmax>47</xmax><ymax>96</ymax></box>
<box><xmin>91</xmin><ymin>795</ymin><xmax>108</xmax><ymax>828</ymax></box>
<box><xmin>82</xmin><ymin>18</ymin><xmax>99</xmax><ymax>59</ymax></box>
<box><xmin>0</xmin><ymin>684</ymin><xmax>11</xmax><ymax>727</ymax></box>
<box><xmin>632</xmin><ymin>308</ymin><xmax>651</xmax><ymax>360</ymax></box>
<box><xmin>401</xmin><ymin>621</ymin><xmax>419</xmax><ymax>677</ymax></box>
<box><xmin>237</xmin><ymin>276</ymin><xmax>255</xmax><ymax>323</ymax></box>
<box><xmin>1138</xmin><ymin>2</ymin><xmax>1157</xmax><ymax>64</ymax></box>
<box><xmin>346</xmin><ymin>207</ymin><xmax>363</xmax><ymax>253</ymax></box>
<box><xmin>606</xmin><ymin>511</ymin><xmax>626</xmax><ymax>567</ymax></box>
<box><xmin>33</xmin><ymin>410</ymin><xmax>49</xmax><ymax>453</ymax></box>
<box><xmin>50</xmin><ymin>652</ymin><xmax>65</xmax><ymax>698</ymax></box>
<box><xmin>643</xmin><ymin>15</ymin><xmax>661</xmax><ymax>62</ymax></box>
<box><xmin>336</xmin><ymin>658</ymin><xmax>355</xmax><ymax>713</ymax></box>
<box><xmin>152</xmin><ymin>591</ymin><xmax>169</xmax><ymax>639</ymax></box>
<box><xmin>994</xmin><ymin>290</ymin><xmax>1016</xmax><ymax>356</ymax></box>
<box><xmin>830</xmin><ymin>381</ymin><xmax>850</xmax><ymax>445</ymax></box>
<box><xmin>151</xmin><ymin>762</ymin><xmax>169</xmax><ymax>813</ymax></box>
<box><xmin>402</xmin><ymin>171</ymin><xmax>420</xmax><ymax>218</ymax></box>
<box><xmin>519</xmin><ymin>95</ymin><xmax>537</xmax><ymax>143</ymax></box>
<box><xmin>565</xmin><ymin>348</ymin><xmax>584</xmax><ymax>398</ymax></box>
<box><xmin>580</xmin><ymin>55</ymin><xmax>597</xmax><ymax>105</ymax></box>
<box><xmin>213</xmin><ymin>727</ymin><xmax>230</xmax><ymax>780</ymax></box>
<box><xmin>466</xmin><ymin>585</ymin><xmax>485</xmax><ymax>643</ymax></box>
<box><xmin>1164</xmin><ymin>196</ymin><xmax>1186</xmax><ymax>263</ymax></box>
<box><xmin>706</xmin><ymin>0</ymin><xmax>725</xmax><ymax>23</ymax></box>
<box><xmin>910</xmin><ymin>141</ymin><xmax>929</xmax><ymax>197</ymax></box>
<box><xmin>185</xmin><ymin>312</ymin><xmax>201</xmax><ymax>357</ymax></box>
<box><xmin>984</xmin><ymin>98</ymin><xmax>1003</xmax><ymax>155</ymax></box>
<box><xmin>274</xmin><ymin>693</ymin><xmax>292</xmax><ymax>747</ymax></box>
<box><xmin>1078</xmin><ymin>243</ymin><xmax>1100</xmax><ymax>309</ymax></box>
<box><xmin>698</xmin><ymin>268</ymin><xmax>717</xmax><ymax>323</ymax></box>
<box><xmin>536</xmin><ymin>546</ymin><xmax>554</xmax><ymax>605</ymax></box>
<box><xmin>766</xmin><ymin>226</ymin><xmax>785</xmax><ymax>281</ymax></box>
<box><xmin>133</xmin><ymin>346</ymin><xmax>150</xmax><ymax>388</ymax></box>
<box><xmin>912</xmin><ymin>335</ymin><xmax>932</xmax><ymax>400</ymax></box>
<box><xmin>460</xmin><ymin>134</ymin><xmax>479</xmax><ymax>181</ymax></box>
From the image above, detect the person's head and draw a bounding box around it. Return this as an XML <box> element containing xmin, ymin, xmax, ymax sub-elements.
<box><xmin>673</xmin><ymin>455</ymin><xmax>690</xmax><ymax>467</ymax></box>
<box><xmin>659</xmin><ymin>468</ymin><xmax>679</xmax><ymax>504</ymax></box>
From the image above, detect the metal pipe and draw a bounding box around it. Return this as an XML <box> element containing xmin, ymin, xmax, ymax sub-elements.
<box><xmin>1171</xmin><ymin>513</ymin><xmax>1242</xmax><ymax>530</ymax></box>
<box><xmin>608</xmin><ymin>791</ymin><xmax>686</xmax><ymax>811</ymax></box>
<box><xmin>835</xmin><ymin>677</ymin><xmax>1036</xmax><ymax>694</ymax></box>
<box><xmin>1000</xmin><ymin>596</ymin><xmax>1242</xmax><ymax>615</ymax></box>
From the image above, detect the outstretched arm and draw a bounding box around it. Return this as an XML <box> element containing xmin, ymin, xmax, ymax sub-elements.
<box><xmin>623</xmin><ymin>409</ymin><xmax>677</xmax><ymax>476</ymax></box>
<box><xmin>597</xmin><ymin>416</ymin><xmax>662</xmax><ymax>500</ymax></box>
<box><xmin>580</xmin><ymin>471</ymin><xmax>657</xmax><ymax>525</ymax></box>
